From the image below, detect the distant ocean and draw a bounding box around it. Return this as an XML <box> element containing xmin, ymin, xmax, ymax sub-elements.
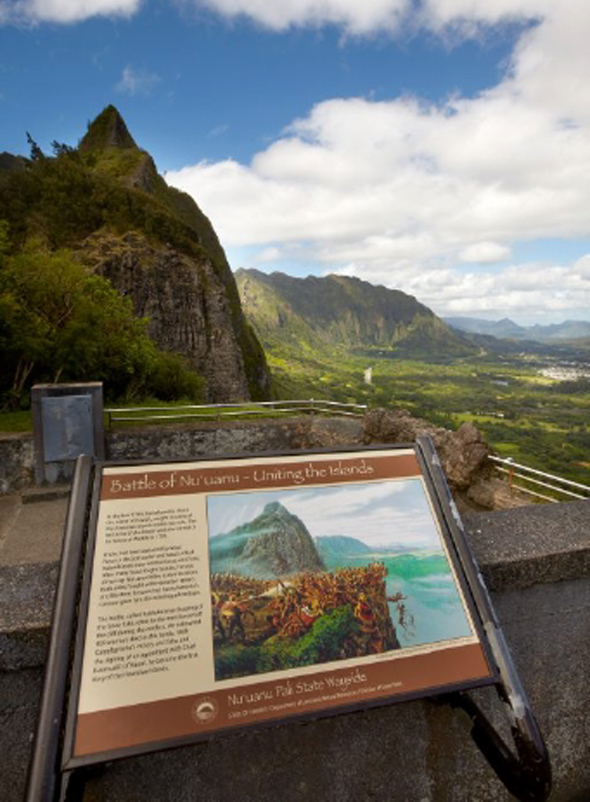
<box><xmin>323</xmin><ymin>551</ymin><xmax>473</xmax><ymax>648</ymax></box>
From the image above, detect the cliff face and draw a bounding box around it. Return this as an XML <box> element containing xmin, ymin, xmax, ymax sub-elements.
<box><xmin>81</xmin><ymin>231</ymin><xmax>256</xmax><ymax>402</ymax></box>
<box><xmin>210</xmin><ymin>501</ymin><xmax>326</xmax><ymax>578</ymax></box>
<box><xmin>78</xmin><ymin>107</ymin><xmax>270</xmax><ymax>402</ymax></box>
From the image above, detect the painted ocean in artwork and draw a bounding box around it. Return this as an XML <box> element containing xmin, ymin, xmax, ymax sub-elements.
<box><xmin>317</xmin><ymin>546</ymin><xmax>472</xmax><ymax>647</ymax></box>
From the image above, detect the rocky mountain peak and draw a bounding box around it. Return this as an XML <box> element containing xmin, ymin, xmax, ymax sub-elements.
<box><xmin>0</xmin><ymin>106</ymin><xmax>270</xmax><ymax>403</ymax></box>
<box><xmin>263</xmin><ymin>501</ymin><xmax>287</xmax><ymax>516</ymax></box>
<box><xmin>210</xmin><ymin>501</ymin><xmax>326</xmax><ymax>577</ymax></box>
<box><xmin>79</xmin><ymin>104</ymin><xmax>138</xmax><ymax>152</ymax></box>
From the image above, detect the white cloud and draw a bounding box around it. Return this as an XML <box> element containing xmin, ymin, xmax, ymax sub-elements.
<box><xmin>573</xmin><ymin>255</ymin><xmax>590</xmax><ymax>280</ymax></box>
<box><xmin>168</xmin><ymin>1</ymin><xmax>590</xmax><ymax>320</ymax></box>
<box><xmin>0</xmin><ymin>0</ymin><xmax>140</xmax><ymax>24</ymax></box>
<box><xmin>459</xmin><ymin>242</ymin><xmax>511</xmax><ymax>264</ymax></box>
<box><xmin>0</xmin><ymin>0</ymin><xmax>550</xmax><ymax>31</ymax></box>
<box><xmin>377</xmin><ymin>260</ymin><xmax>590</xmax><ymax>321</ymax></box>
<box><xmin>179</xmin><ymin>0</ymin><xmax>555</xmax><ymax>37</ymax></box>
<box><xmin>206</xmin><ymin>123</ymin><xmax>229</xmax><ymax>138</ymax></box>
<box><xmin>115</xmin><ymin>65</ymin><xmax>161</xmax><ymax>96</ymax></box>
<box><xmin>182</xmin><ymin>0</ymin><xmax>412</xmax><ymax>35</ymax></box>
<box><xmin>254</xmin><ymin>246</ymin><xmax>283</xmax><ymax>264</ymax></box>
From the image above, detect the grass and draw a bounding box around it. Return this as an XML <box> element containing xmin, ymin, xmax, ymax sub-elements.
<box><xmin>0</xmin><ymin>398</ymin><xmax>354</xmax><ymax>434</ymax></box>
<box><xmin>0</xmin><ymin>410</ymin><xmax>33</xmax><ymax>432</ymax></box>
<box><xmin>264</xmin><ymin>344</ymin><xmax>590</xmax><ymax>485</ymax></box>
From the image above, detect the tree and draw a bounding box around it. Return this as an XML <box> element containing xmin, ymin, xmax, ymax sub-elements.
<box><xmin>0</xmin><ymin>231</ymin><xmax>205</xmax><ymax>408</ymax></box>
<box><xmin>51</xmin><ymin>140</ymin><xmax>76</xmax><ymax>158</ymax></box>
<box><xmin>26</xmin><ymin>132</ymin><xmax>44</xmax><ymax>161</ymax></box>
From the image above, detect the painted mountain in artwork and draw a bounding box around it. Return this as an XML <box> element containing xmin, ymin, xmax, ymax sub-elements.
<box><xmin>209</xmin><ymin>501</ymin><xmax>326</xmax><ymax>578</ymax></box>
<box><xmin>315</xmin><ymin>535</ymin><xmax>373</xmax><ymax>562</ymax></box>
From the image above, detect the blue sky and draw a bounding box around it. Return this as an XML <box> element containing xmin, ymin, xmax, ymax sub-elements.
<box><xmin>2</xmin><ymin>1</ymin><xmax>590</xmax><ymax>325</ymax></box>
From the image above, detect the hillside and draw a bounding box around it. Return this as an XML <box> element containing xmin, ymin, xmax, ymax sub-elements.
<box><xmin>0</xmin><ymin>106</ymin><xmax>270</xmax><ymax>403</ymax></box>
<box><xmin>236</xmin><ymin>268</ymin><xmax>475</xmax><ymax>359</ymax></box>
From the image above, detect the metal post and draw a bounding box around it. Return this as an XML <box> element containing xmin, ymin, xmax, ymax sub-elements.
<box><xmin>507</xmin><ymin>457</ymin><xmax>515</xmax><ymax>491</ymax></box>
<box><xmin>25</xmin><ymin>455</ymin><xmax>94</xmax><ymax>802</ymax></box>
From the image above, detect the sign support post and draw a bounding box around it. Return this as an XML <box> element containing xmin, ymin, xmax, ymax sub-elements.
<box><xmin>415</xmin><ymin>436</ymin><xmax>551</xmax><ymax>801</ymax></box>
<box><xmin>26</xmin><ymin>455</ymin><xmax>94</xmax><ymax>802</ymax></box>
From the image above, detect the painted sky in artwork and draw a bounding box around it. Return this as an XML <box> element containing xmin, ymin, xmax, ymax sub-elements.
<box><xmin>2</xmin><ymin>1</ymin><xmax>590</xmax><ymax>324</ymax></box>
<box><xmin>207</xmin><ymin>479</ymin><xmax>441</xmax><ymax>551</ymax></box>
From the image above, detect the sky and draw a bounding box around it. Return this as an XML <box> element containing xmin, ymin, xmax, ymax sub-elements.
<box><xmin>206</xmin><ymin>478</ymin><xmax>442</xmax><ymax>551</ymax></box>
<box><xmin>1</xmin><ymin>1</ymin><xmax>590</xmax><ymax>325</ymax></box>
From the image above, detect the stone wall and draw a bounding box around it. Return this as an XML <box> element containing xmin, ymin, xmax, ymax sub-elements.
<box><xmin>0</xmin><ymin>433</ymin><xmax>34</xmax><ymax>494</ymax></box>
<box><xmin>1</xmin><ymin>481</ymin><xmax>589</xmax><ymax>800</ymax></box>
<box><xmin>0</xmin><ymin>411</ymin><xmax>498</xmax><ymax>508</ymax></box>
<box><xmin>0</xmin><ymin>417</ymin><xmax>364</xmax><ymax>495</ymax></box>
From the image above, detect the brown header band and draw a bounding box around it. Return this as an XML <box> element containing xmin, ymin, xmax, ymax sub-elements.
<box><xmin>100</xmin><ymin>453</ymin><xmax>422</xmax><ymax>501</ymax></box>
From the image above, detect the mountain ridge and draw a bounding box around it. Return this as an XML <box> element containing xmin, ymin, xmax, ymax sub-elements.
<box><xmin>445</xmin><ymin>315</ymin><xmax>590</xmax><ymax>344</ymax></box>
<box><xmin>236</xmin><ymin>268</ymin><xmax>475</xmax><ymax>358</ymax></box>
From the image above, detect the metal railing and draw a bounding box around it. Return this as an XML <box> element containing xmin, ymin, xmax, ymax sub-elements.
<box><xmin>489</xmin><ymin>455</ymin><xmax>590</xmax><ymax>503</ymax></box>
<box><xmin>105</xmin><ymin>399</ymin><xmax>368</xmax><ymax>427</ymax></box>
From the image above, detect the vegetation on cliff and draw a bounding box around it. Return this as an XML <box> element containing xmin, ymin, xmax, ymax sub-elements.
<box><xmin>0</xmin><ymin>223</ymin><xmax>205</xmax><ymax>409</ymax></box>
<box><xmin>0</xmin><ymin>107</ymin><xmax>270</xmax><ymax>405</ymax></box>
<box><xmin>236</xmin><ymin>268</ymin><xmax>475</xmax><ymax>358</ymax></box>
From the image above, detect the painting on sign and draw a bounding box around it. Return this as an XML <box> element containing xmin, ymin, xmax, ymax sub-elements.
<box><xmin>207</xmin><ymin>478</ymin><xmax>473</xmax><ymax>682</ymax></box>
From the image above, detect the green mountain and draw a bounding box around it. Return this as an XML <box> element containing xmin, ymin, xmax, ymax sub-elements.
<box><xmin>236</xmin><ymin>269</ymin><xmax>475</xmax><ymax>359</ymax></box>
<box><xmin>210</xmin><ymin>501</ymin><xmax>326</xmax><ymax>578</ymax></box>
<box><xmin>0</xmin><ymin>106</ymin><xmax>270</xmax><ymax>402</ymax></box>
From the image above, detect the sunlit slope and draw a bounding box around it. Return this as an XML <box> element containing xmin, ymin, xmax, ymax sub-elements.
<box><xmin>236</xmin><ymin>269</ymin><xmax>475</xmax><ymax>358</ymax></box>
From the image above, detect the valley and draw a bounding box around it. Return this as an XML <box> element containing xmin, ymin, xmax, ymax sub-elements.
<box><xmin>294</xmin><ymin>353</ymin><xmax>590</xmax><ymax>484</ymax></box>
<box><xmin>235</xmin><ymin>269</ymin><xmax>590</xmax><ymax>487</ymax></box>
<box><xmin>268</xmin><ymin>347</ymin><xmax>590</xmax><ymax>486</ymax></box>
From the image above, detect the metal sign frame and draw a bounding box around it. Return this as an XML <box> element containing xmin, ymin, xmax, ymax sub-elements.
<box><xmin>25</xmin><ymin>439</ymin><xmax>551</xmax><ymax>802</ymax></box>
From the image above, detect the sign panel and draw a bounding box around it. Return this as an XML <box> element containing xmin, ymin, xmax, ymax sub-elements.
<box><xmin>68</xmin><ymin>448</ymin><xmax>493</xmax><ymax>764</ymax></box>
<box><xmin>41</xmin><ymin>395</ymin><xmax>94</xmax><ymax>462</ymax></box>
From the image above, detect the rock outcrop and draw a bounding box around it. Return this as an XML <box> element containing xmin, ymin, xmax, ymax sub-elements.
<box><xmin>78</xmin><ymin>105</ymin><xmax>138</xmax><ymax>151</ymax></box>
<box><xmin>362</xmin><ymin>408</ymin><xmax>523</xmax><ymax>510</ymax></box>
<box><xmin>279</xmin><ymin>407</ymin><xmax>524</xmax><ymax>510</ymax></box>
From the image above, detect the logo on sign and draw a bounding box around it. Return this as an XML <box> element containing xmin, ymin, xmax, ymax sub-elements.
<box><xmin>192</xmin><ymin>696</ymin><xmax>219</xmax><ymax>724</ymax></box>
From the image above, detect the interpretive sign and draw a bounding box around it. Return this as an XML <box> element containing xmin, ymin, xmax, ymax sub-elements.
<box><xmin>63</xmin><ymin>446</ymin><xmax>494</xmax><ymax>766</ymax></box>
